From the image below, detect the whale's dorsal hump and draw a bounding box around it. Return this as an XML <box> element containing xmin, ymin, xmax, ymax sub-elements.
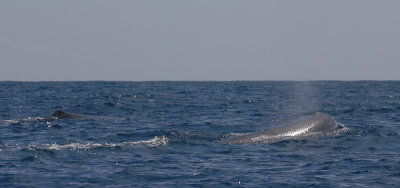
<box><xmin>51</xmin><ymin>110</ymin><xmax>67</xmax><ymax>119</ymax></box>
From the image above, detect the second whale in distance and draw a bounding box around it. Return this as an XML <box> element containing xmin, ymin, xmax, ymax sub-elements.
<box><xmin>224</xmin><ymin>112</ymin><xmax>346</xmax><ymax>144</ymax></box>
<box><xmin>50</xmin><ymin>110</ymin><xmax>92</xmax><ymax>120</ymax></box>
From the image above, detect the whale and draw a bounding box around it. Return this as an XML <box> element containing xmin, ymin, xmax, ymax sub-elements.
<box><xmin>223</xmin><ymin>112</ymin><xmax>345</xmax><ymax>144</ymax></box>
<box><xmin>50</xmin><ymin>110</ymin><xmax>91</xmax><ymax>120</ymax></box>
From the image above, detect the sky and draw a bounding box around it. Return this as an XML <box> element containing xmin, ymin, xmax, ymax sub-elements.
<box><xmin>1</xmin><ymin>0</ymin><xmax>399</xmax><ymax>81</ymax></box>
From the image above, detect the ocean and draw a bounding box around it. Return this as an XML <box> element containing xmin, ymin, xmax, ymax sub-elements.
<box><xmin>0</xmin><ymin>81</ymin><xmax>399</xmax><ymax>187</ymax></box>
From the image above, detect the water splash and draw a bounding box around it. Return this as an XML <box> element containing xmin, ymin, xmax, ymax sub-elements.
<box><xmin>26</xmin><ymin>136</ymin><xmax>169</xmax><ymax>151</ymax></box>
<box><xmin>0</xmin><ymin>117</ymin><xmax>46</xmax><ymax>127</ymax></box>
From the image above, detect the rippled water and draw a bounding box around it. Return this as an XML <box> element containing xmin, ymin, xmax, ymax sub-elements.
<box><xmin>0</xmin><ymin>81</ymin><xmax>399</xmax><ymax>187</ymax></box>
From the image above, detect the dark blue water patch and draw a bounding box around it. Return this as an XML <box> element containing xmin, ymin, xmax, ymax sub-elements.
<box><xmin>1</xmin><ymin>81</ymin><xmax>400</xmax><ymax>187</ymax></box>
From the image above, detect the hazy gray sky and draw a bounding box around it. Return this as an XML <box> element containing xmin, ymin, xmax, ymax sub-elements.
<box><xmin>1</xmin><ymin>1</ymin><xmax>399</xmax><ymax>81</ymax></box>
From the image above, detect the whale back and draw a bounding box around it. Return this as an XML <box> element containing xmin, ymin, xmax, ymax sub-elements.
<box><xmin>266</xmin><ymin>112</ymin><xmax>339</xmax><ymax>136</ymax></box>
<box><xmin>51</xmin><ymin>110</ymin><xmax>87</xmax><ymax>119</ymax></box>
<box><xmin>224</xmin><ymin>112</ymin><xmax>341</xmax><ymax>144</ymax></box>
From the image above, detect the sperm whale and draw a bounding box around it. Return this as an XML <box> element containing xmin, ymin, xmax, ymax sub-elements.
<box><xmin>224</xmin><ymin>112</ymin><xmax>345</xmax><ymax>144</ymax></box>
<box><xmin>50</xmin><ymin>110</ymin><xmax>91</xmax><ymax>120</ymax></box>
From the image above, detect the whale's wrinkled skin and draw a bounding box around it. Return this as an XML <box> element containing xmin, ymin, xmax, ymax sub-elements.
<box><xmin>224</xmin><ymin>112</ymin><xmax>345</xmax><ymax>144</ymax></box>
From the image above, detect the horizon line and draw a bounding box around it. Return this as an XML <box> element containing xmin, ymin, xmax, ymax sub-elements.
<box><xmin>1</xmin><ymin>79</ymin><xmax>399</xmax><ymax>82</ymax></box>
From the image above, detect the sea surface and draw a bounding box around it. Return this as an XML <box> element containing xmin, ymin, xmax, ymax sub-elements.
<box><xmin>0</xmin><ymin>81</ymin><xmax>399</xmax><ymax>187</ymax></box>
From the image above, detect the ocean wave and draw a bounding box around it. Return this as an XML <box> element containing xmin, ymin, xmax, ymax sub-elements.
<box><xmin>27</xmin><ymin>136</ymin><xmax>169</xmax><ymax>151</ymax></box>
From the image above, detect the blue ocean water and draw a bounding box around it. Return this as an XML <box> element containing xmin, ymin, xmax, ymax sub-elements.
<box><xmin>0</xmin><ymin>81</ymin><xmax>399</xmax><ymax>187</ymax></box>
